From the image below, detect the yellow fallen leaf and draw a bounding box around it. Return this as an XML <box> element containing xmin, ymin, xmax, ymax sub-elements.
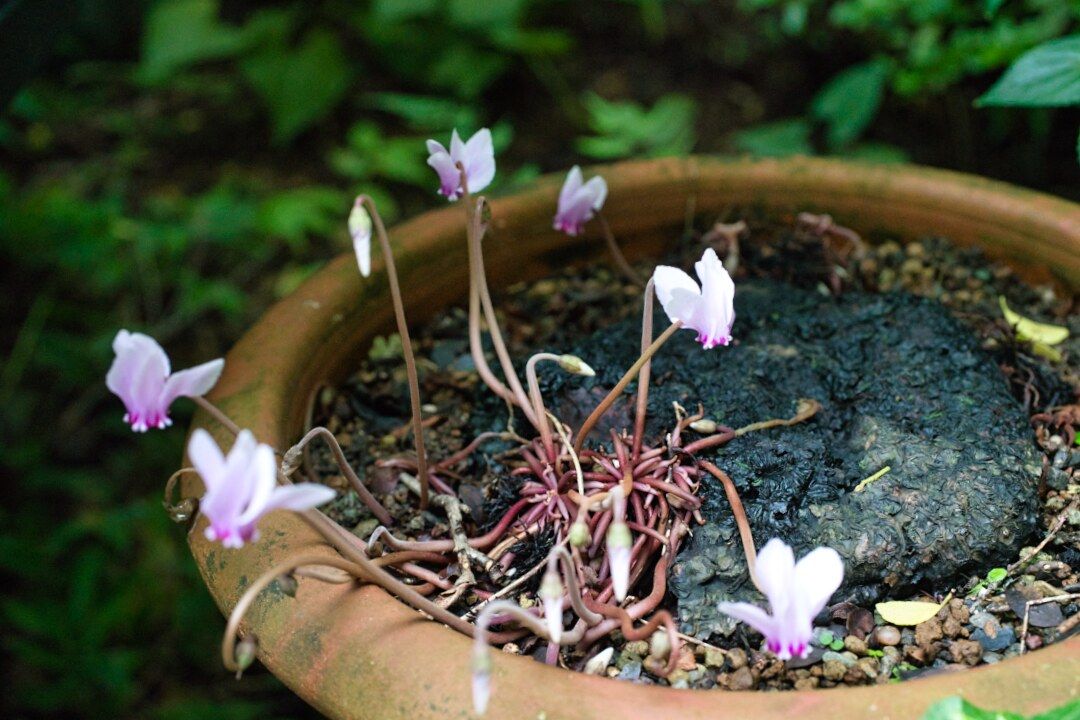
<box><xmin>999</xmin><ymin>297</ymin><xmax>1069</xmax><ymax>346</ymax></box>
<box><xmin>875</xmin><ymin>599</ymin><xmax>943</xmax><ymax>626</ymax></box>
<box><xmin>1031</xmin><ymin>341</ymin><xmax>1063</xmax><ymax>363</ymax></box>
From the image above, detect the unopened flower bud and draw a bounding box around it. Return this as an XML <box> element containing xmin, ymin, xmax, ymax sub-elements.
<box><xmin>688</xmin><ymin>418</ymin><xmax>718</xmax><ymax>434</ymax></box>
<box><xmin>348</xmin><ymin>198</ymin><xmax>373</xmax><ymax>278</ymax></box>
<box><xmin>584</xmin><ymin>646</ymin><xmax>614</xmax><ymax>675</ymax></box>
<box><xmin>277</xmin><ymin>572</ymin><xmax>298</xmax><ymax>597</ymax></box>
<box><xmin>471</xmin><ymin>639</ymin><xmax>492</xmax><ymax>715</ymax></box>
<box><xmin>568</xmin><ymin>520</ymin><xmax>590</xmax><ymax>547</ymax></box>
<box><xmin>649</xmin><ymin>628</ymin><xmax>672</xmax><ymax>661</ymax></box>
<box><xmin>539</xmin><ymin>569</ymin><xmax>564</xmax><ymax>643</ymax></box>
<box><xmin>606</xmin><ymin>521</ymin><xmax>633</xmax><ymax>602</ymax></box>
<box><xmin>557</xmin><ymin>354</ymin><xmax>595</xmax><ymax>377</ymax></box>
<box><xmin>234</xmin><ymin>635</ymin><xmax>258</xmax><ymax>678</ymax></box>
<box><xmin>166</xmin><ymin>497</ymin><xmax>197</xmax><ymax>523</ymax></box>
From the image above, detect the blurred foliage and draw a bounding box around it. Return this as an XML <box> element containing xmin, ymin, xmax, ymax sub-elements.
<box><xmin>921</xmin><ymin>696</ymin><xmax>1080</xmax><ymax>720</ymax></box>
<box><xmin>1</xmin><ymin>0</ymin><xmax>1078</xmax><ymax>718</ymax></box>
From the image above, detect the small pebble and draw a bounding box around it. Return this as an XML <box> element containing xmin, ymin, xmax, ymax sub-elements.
<box><xmin>949</xmin><ymin>639</ymin><xmax>983</xmax><ymax>666</ymax></box>
<box><xmin>822</xmin><ymin>660</ymin><xmax>847</xmax><ymax>681</ymax></box>
<box><xmin>972</xmin><ymin>623</ymin><xmax>1016</xmax><ymax>652</ymax></box>
<box><xmin>617</xmin><ymin>661</ymin><xmax>642</xmax><ymax>681</ymax></box>
<box><xmin>843</xmin><ymin>635</ymin><xmax>867</xmax><ymax>655</ymax></box>
<box><xmin>821</xmin><ymin>650</ymin><xmax>856</xmax><ymax>668</ymax></box>
<box><xmin>722</xmin><ymin>666</ymin><xmax>756</xmax><ymax>690</ymax></box>
<box><xmin>873</xmin><ymin>625</ymin><xmax>901</xmax><ymax>646</ymax></box>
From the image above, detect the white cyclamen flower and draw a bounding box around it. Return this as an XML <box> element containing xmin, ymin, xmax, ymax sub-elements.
<box><xmin>717</xmin><ymin>538</ymin><xmax>844</xmax><ymax>660</ymax></box>
<box><xmin>652</xmin><ymin>248</ymin><xmax>736</xmax><ymax>349</ymax></box>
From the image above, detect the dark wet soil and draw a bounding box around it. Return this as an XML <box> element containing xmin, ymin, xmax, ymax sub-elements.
<box><xmin>310</xmin><ymin>217</ymin><xmax>1079</xmax><ymax>691</ymax></box>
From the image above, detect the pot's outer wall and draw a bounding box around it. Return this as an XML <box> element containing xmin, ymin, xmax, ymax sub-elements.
<box><xmin>183</xmin><ymin>157</ymin><xmax>1080</xmax><ymax>720</ymax></box>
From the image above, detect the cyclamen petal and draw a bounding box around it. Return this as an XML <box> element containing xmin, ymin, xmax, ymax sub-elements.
<box><xmin>553</xmin><ymin>166</ymin><xmax>607</xmax><ymax>236</ymax></box>
<box><xmin>716</xmin><ymin>539</ymin><xmax>844</xmax><ymax>661</ymax></box>
<box><xmin>190</xmin><ymin>429</ymin><xmax>335</xmax><ymax>548</ymax></box>
<box><xmin>652</xmin><ymin>248</ymin><xmax>735</xmax><ymax>350</ymax></box>
<box><xmin>106</xmin><ymin>330</ymin><xmax>224</xmax><ymax>432</ymax></box>
<box><xmin>425</xmin><ymin>128</ymin><xmax>495</xmax><ymax>200</ymax></box>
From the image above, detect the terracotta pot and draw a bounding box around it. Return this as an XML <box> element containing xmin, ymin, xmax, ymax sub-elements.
<box><xmin>183</xmin><ymin>157</ymin><xmax>1080</xmax><ymax>720</ymax></box>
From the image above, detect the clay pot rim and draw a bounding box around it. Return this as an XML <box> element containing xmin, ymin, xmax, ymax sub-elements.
<box><xmin>183</xmin><ymin>156</ymin><xmax>1080</xmax><ymax>720</ymax></box>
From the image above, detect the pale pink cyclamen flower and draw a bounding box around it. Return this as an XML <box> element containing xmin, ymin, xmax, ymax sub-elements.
<box><xmin>106</xmin><ymin>330</ymin><xmax>224</xmax><ymax>432</ymax></box>
<box><xmin>189</xmin><ymin>428</ymin><xmax>336</xmax><ymax>548</ymax></box>
<box><xmin>553</xmin><ymin>165</ymin><xmax>607</xmax><ymax>235</ymax></box>
<box><xmin>652</xmin><ymin>248</ymin><xmax>736</xmax><ymax>349</ymax></box>
<box><xmin>425</xmin><ymin>128</ymin><xmax>495</xmax><ymax>200</ymax></box>
<box><xmin>348</xmin><ymin>197</ymin><xmax>372</xmax><ymax>277</ymax></box>
<box><xmin>717</xmin><ymin>538</ymin><xmax>844</xmax><ymax>660</ymax></box>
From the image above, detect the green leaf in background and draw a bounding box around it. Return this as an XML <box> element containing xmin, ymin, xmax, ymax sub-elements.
<box><xmin>731</xmin><ymin>118</ymin><xmax>812</xmax><ymax>157</ymax></box>
<box><xmin>842</xmin><ymin>142</ymin><xmax>909</xmax><ymax>163</ymax></box>
<box><xmin>257</xmin><ymin>187</ymin><xmax>348</xmax><ymax>251</ymax></box>
<box><xmin>364</xmin><ymin>93</ymin><xmax>479</xmax><ymax>132</ymax></box>
<box><xmin>921</xmin><ymin>696</ymin><xmax>1080</xmax><ymax>720</ymax></box>
<box><xmin>577</xmin><ymin>93</ymin><xmax>696</xmax><ymax>159</ymax></box>
<box><xmin>977</xmin><ymin>35</ymin><xmax>1080</xmax><ymax>107</ymax></box>
<box><xmin>241</xmin><ymin>30</ymin><xmax>352</xmax><ymax>144</ymax></box>
<box><xmin>137</xmin><ymin>0</ymin><xmax>249</xmax><ymax>84</ymax></box>
<box><xmin>811</xmin><ymin>58</ymin><xmax>891</xmax><ymax>150</ymax></box>
<box><xmin>985</xmin><ymin>0</ymin><xmax>1007</xmax><ymax>19</ymax></box>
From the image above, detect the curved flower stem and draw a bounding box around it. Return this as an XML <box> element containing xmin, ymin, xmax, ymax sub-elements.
<box><xmin>295</xmin><ymin>510</ymin><xmax>524</xmax><ymax>641</ymax></box>
<box><xmin>549</xmin><ymin>414</ymin><xmax>584</xmax><ymax>497</ymax></box>
<box><xmin>573</xmin><ymin>321</ymin><xmax>682</xmax><ymax>454</ymax></box>
<box><xmin>191</xmin><ymin>395</ymin><xmax>243</xmax><ymax>438</ymax></box>
<box><xmin>285</xmin><ymin>426</ymin><xmax>393</xmax><ymax>526</ymax></box>
<box><xmin>585</xmin><ymin>601</ymin><xmax>680</xmax><ymax>676</ymax></box>
<box><xmin>632</xmin><ymin>277</ymin><xmax>656</xmax><ymax>463</ymax></box>
<box><xmin>459</xmin><ymin>170</ymin><xmax>540</xmax><ymax>430</ymax></box>
<box><xmin>596</xmin><ymin>211</ymin><xmax>642</xmax><ymax>287</ymax></box>
<box><xmin>699</xmin><ymin>460</ymin><xmax>757</xmax><ymax>581</ymax></box>
<box><xmin>475</xmin><ymin>599</ymin><xmax>586</xmax><ymax>646</ymax></box>
<box><xmin>548</xmin><ymin>546</ymin><xmax>604</xmax><ymax>626</ymax></box>
<box><xmin>360</xmin><ymin>195</ymin><xmax>430</xmax><ymax>510</ymax></box>
<box><xmin>525</xmin><ymin>353</ymin><xmax>562</xmax><ymax>459</ymax></box>
<box><xmin>162</xmin><ymin>467</ymin><xmax>201</xmax><ymax>523</ymax></box>
<box><xmin>222</xmin><ymin>553</ymin><xmax>363</xmax><ymax>674</ymax></box>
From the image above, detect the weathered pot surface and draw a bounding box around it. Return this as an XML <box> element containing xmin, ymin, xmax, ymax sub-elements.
<box><xmin>182</xmin><ymin>157</ymin><xmax>1080</xmax><ymax>720</ymax></box>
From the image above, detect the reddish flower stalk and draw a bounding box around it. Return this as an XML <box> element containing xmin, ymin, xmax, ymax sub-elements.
<box><xmin>356</xmin><ymin>195</ymin><xmax>432</xmax><ymax>509</ymax></box>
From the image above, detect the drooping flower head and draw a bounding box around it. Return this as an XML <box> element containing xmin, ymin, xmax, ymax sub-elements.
<box><xmin>471</xmin><ymin>636</ymin><xmax>492</xmax><ymax>715</ymax></box>
<box><xmin>540</xmin><ymin>566</ymin><xmax>564</xmax><ymax>644</ymax></box>
<box><xmin>605</xmin><ymin>485</ymin><xmax>632</xmax><ymax>602</ymax></box>
<box><xmin>106</xmin><ymin>330</ymin><xmax>224</xmax><ymax>432</ymax></box>
<box><xmin>717</xmin><ymin>538</ymin><xmax>844</xmax><ymax>660</ymax></box>
<box><xmin>189</xmin><ymin>429</ymin><xmax>335</xmax><ymax>548</ymax></box>
<box><xmin>425</xmin><ymin>128</ymin><xmax>495</xmax><ymax>201</ymax></box>
<box><xmin>652</xmin><ymin>248</ymin><xmax>735</xmax><ymax>349</ymax></box>
<box><xmin>348</xmin><ymin>197</ymin><xmax>373</xmax><ymax>277</ymax></box>
<box><xmin>553</xmin><ymin>166</ymin><xmax>607</xmax><ymax>236</ymax></box>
